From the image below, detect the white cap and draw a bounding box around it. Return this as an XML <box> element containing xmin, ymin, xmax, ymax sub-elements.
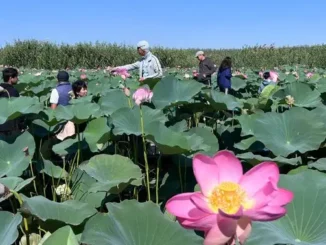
<box><xmin>195</xmin><ymin>51</ymin><xmax>204</xmax><ymax>57</ymax></box>
<box><xmin>137</xmin><ymin>40</ymin><xmax>150</xmax><ymax>51</ymax></box>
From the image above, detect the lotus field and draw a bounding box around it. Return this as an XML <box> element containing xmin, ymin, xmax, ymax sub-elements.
<box><xmin>1</xmin><ymin>65</ymin><xmax>326</xmax><ymax>245</ymax></box>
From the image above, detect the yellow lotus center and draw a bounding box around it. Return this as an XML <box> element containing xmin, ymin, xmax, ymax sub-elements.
<box><xmin>208</xmin><ymin>182</ymin><xmax>254</xmax><ymax>214</ymax></box>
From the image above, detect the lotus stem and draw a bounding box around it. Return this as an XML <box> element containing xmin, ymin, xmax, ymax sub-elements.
<box><xmin>156</xmin><ymin>155</ymin><xmax>162</xmax><ymax>204</ymax></box>
<box><xmin>140</xmin><ymin>105</ymin><xmax>151</xmax><ymax>201</ymax></box>
<box><xmin>76</xmin><ymin>124</ymin><xmax>81</xmax><ymax>166</ymax></box>
<box><xmin>29</xmin><ymin>160</ymin><xmax>38</xmax><ymax>195</ymax></box>
<box><xmin>178</xmin><ymin>157</ymin><xmax>183</xmax><ymax>192</ymax></box>
<box><xmin>11</xmin><ymin>190</ymin><xmax>30</xmax><ymax>245</ymax></box>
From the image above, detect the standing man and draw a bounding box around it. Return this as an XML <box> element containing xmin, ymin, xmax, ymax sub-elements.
<box><xmin>50</xmin><ymin>71</ymin><xmax>73</xmax><ymax>109</ymax></box>
<box><xmin>110</xmin><ymin>40</ymin><xmax>163</xmax><ymax>82</ymax></box>
<box><xmin>0</xmin><ymin>68</ymin><xmax>24</xmax><ymax>136</ymax></box>
<box><xmin>193</xmin><ymin>51</ymin><xmax>217</xmax><ymax>86</ymax></box>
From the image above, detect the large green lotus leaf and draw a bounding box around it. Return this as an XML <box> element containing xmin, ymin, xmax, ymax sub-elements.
<box><xmin>52</xmin><ymin>135</ymin><xmax>88</xmax><ymax>156</ymax></box>
<box><xmin>30</xmin><ymin>119</ymin><xmax>57</xmax><ymax>138</ymax></box>
<box><xmin>204</xmin><ymin>90</ymin><xmax>243</xmax><ymax>110</ymax></box>
<box><xmin>258</xmin><ymin>84</ymin><xmax>280</xmax><ymax>108</ymax></box>
<box><xmin>98</xmin><ymin>89</ymin><xmax>133</xmax><ymax>115</ymax></box>
<box><xmin>0</xmin><ymin>211</ymin><xmax>22</xmax><ymax>245</ymax></box>
<box><xmin>308</xmin><ymin>158</ymin><xmax>326</xmax><ymax>171</ymax></box>
<box><xmin>314</xmin><ymin>78</ymin><xmax>326</xmax><ymax>93</ymax></box>
<box><xmin>168</xmin><ymin>120</ymin><xmax>188</xmax><ymax>132</ymax></box>
<box><xmin>83</xmin><ymin>117</ymin><xmax>111</xmax><ymax>152</ymax></box>
<box><xmin>39</xmin><ymin>159</ymin><xmax>68</xmax><ymax>179</ymax></box>
<box><xmin>54</xmin><ymin>102</ymin><xmax>101</xmax><ymax>124</ymax></box>
<box><xmin>311</xmin><ymin>106</ymin><xmax>326</xmax><ymax>126</ymax></box>
<box><xmin>0</xmin><ymin>177</ymin><xmax>34</xmax><ymax>202</ymax></box>
<box><xmin>87</xmin><ymin>81</ymin><xmax>112</xmax><ymax>96</ymax></box>
<box><xmin>79</xmin><ymin>154</ymin><xmax>142</xmax><ymax>193</ymax></box>
<box><xmin>0</xmin><ymin>131</ymin><xmax>36</xmax><ymax>177</ymax></box>
<box><xmin>30</xmin><ymin>80</ymin><xmax>55</xmax><ymax>96</ymax></box>
<box><xmin>142</xmin><ymin>77</ymin><xmax>161</xmax><ymax>89</ymax></box>
<box><xmin>69</xmin><ymin>95</ymin><xmax>93</xmax><ymax>104</ymax></box>
<box><xmin>43</xmin><ymin>226</ymin><xmax>79</xmax><ymax>245</ymax></box>
<box><xmin>251</xmin><ymin>107</ymin><xmax>326</xmax><ymax>156</ymax></box>
<box><xmin>274</xmin><ymin>82</ymin><xmax>322</xmax><ymax>108</ymax></box>
<box><xmin>186</xmin><ymin>127</ymin><xmax>219</xmax><ymax>156</ymax></box>
<box><xmin>231</xmin><ymin>76</ymin><xmax>247</xmax><ymax>91</ymax></box>
<box><xmin>21</xmin><ymin>196</ymin><xmax>97</xmax><ymax>225</ymax></box>
<box><xmin>236</xmin><ymin>113</ymin><xmax>260</xmax><ymax>136</ymax></box>
<box><xmin>0</xmin><ymin>97</ymin><xmax>43</xmax><ymax>124</ymax></box>
<box><xmin>0</xmin><ymin>177</ymin><xmax>34</xmax><ymax>192</ymax></box>
<box><xmin>152</xmin><ymin>76</ymin><xmax>204</xmax><ymax>109</ymax></box>
<box><xmin>237</xmin><ymin>152</ymin><xmax>301</xmax><ymax>166</ymax></box>
<box><xmin>146</xmin><ymin>122</ymin><xmax>206</xmax><ymax>155</ymax></box>
<box><xmin>234</xmin><ymin>137</ymin><xmax>265</xmax><ymax>151</ymax></box>
<box><xmin>110</xmin><ymin>106</ymin><xmax>167</xmax><ymax>136</ymax></box>
<box><xmin>71</xmin><ymin>168</ymin><xmax>107</xmax><ymax>208</ymax></box>
<box><xmin>80</xmin><ymin>200</ymin><xmax>203</xmax><ymax>245</ymax></box>
<box><xmin>247</xmin><ymin>170</ymin><xmax>326</xmax><ymax>245</ymax></box>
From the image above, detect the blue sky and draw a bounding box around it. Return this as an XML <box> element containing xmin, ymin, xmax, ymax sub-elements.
<box><xmin>1</xmin><ymin>0</ymin><xmax>325</xmax><ymax>49</ymax></box>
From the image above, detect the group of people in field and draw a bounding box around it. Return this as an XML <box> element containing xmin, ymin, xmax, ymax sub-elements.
<box><xmin>0</xmin><ymin>40</ymin><xmax>275</xmax><ymax>140</ymax></box>
<box><xmin>109</xmin><ymin>40</ymin><xmax>234</xmax><ymax>94</ymax></box>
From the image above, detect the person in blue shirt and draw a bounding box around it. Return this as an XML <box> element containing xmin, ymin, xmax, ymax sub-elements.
<box><xmin>258</xmin><ymin>71</ymin><xmax>276</xmax><ymax>94</ymax></box>
<box><xmin>217</xmin><ymin>57</ymin><xmax>232</xmax><ymax>94</ymax></box>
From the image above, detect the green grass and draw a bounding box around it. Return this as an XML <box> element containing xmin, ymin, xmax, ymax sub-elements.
<box><xmin>1</xmin><ymin>39</ymin><xmax>326</xmax><ymax>69</ymax></box>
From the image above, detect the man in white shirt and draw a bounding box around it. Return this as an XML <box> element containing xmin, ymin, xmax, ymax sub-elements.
<box><xmin>50</xmin><ymin>71</ymin><xmax>73</xmax><ymax>109</ymax></box>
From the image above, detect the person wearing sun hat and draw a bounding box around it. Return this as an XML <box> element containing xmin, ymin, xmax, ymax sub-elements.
<box><xmin>110</xmin><ymin>40</ymin><xmax>163</xmax><ymax>82</ymax></box>
<box><xmin>193</xmin><ymin>51</ymin><xmax>217</xmax><ymax>86</ymax></box>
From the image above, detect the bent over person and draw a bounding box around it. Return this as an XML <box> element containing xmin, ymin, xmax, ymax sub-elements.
<box><xmin>110</xmin><ymin>40</ymin><xmax>163</xmax><ymax>82</ymax></box>
<box><xmin>193</xmin><ymin>51</ymin><xmax>217</xmax><ymax>86</ymax></box>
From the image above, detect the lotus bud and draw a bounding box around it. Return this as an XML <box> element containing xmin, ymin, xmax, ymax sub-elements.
<box><xmin>0</xmin><ymin>183</ymin><xmax>10</xmax><ymax>198</ymax></box>
<box><xmin>285</xmin><ymin>95</ymin><xmax>295</xmax><ymax>106</ymax></box>
<box><xmin>55</xmin><ymin>184</ymin><xmax>72</xmax><ymax>197</ymax></box>
<box><xmin>241</xmin><ymin>109</ymin><xmax>248</xmax><ymax>115</ymax></box>
<box><xmin>23</xmin><ymin>147</ymin><xmax>29</xmax><ymax>157</ymax></box>
<box><xmin>123</xmin><ymin>87</ymin><xmax>131</xmax><ymax>97</ymax></box>
<box><xmin>19</xmin><ymin>233</ymin><xmax>41</xmax><ymax>245</ymax></box>
<box><xmin>184</xmin><ymin>74</ymin><xmax>190</xmax><ymax>79</ymax></box>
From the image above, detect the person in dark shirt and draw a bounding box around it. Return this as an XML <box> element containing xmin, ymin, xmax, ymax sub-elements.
<box><xmin>0</xmin><ymin>68</ymin><xmax>23</xmax><ymax>136</ymax></box>
<box><xmin>217</xmin><ymin>57</ymin><xmax>232</xmax><ymax>94</ymax></box>
<box><xmin>193</xmin><ymin>51</ymin><xmax>217</xmax><ymax>86</ymax></box>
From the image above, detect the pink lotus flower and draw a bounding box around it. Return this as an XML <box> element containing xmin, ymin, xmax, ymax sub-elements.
<box><xmin>269</xmin><ymin>71</ymin><xmax>278</xmax><ymax>82</ymax></box>
<box><xmin>166</xmin><ymin>150</ymin><xmax>293</xmax><ymax>245</ymax></box>
<box><xmin>306</xmin><ymin>72</ymin><xmax>314</xmax><ymax>78</ymax></box>
<box><xmin>132</xmin><ymin>86</ymin><xmax>153</xmax><ymax>106</ymax></box>
<box><xmin>80</xmin><ymin>74</ymin><xmax>87</xmax><ymax>80</ymax></box>
<box><xmin>235</xmin><ymin>71</ymin><xmax>247</xmax><ymax>79</ymax></box>
<box><xmin>113</xmin><ymin>68</ymin><xmax>131</xmax><ymax>78</ymax></box>
<box><xmin>258</xmin><ymin>71</ymin><xmax>263</xmax><ymax>79</ymax></box>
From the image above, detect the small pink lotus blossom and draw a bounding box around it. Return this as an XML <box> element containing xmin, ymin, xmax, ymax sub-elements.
<box><xmin>269</xmin><ymin>71</ymin><xmax>278</xmax><ymax>82</ymax></box>
<box><xmin>166</xmin><ymin>150</ymin><xmax>293</xmax><ymax>245</ymax></box>
<box><xmin>234</xmin><ymin>71</ymin><xmax>247</xmax><ymax>79</ymax></box>
<box><xmin>306</xmin><ymin>72</ymin><xmax>314</xmax><ymax>78</ymax></box>
<box><xmin>80</xmin><ymin>74</ymin><xmax>87</xmax><ymax>80</ymax></box>
<box><xmin>132</xmin><ymin>86</ymin><xmax>153</xmax><ymax>106</ymax></box>
<box><xmin>123</xmin><ymin>87</ymin><xmax>131</xmax><ymax>97</ymax></box>
<box><xmin>113</xmin><ymin>68</ymin><xmax>131</xmax><ymax>79</ymax></box>
<box><xmin>259</xmin><ymin>71</ymin><xmax>264</xmax><ymax>79</ymax></box>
